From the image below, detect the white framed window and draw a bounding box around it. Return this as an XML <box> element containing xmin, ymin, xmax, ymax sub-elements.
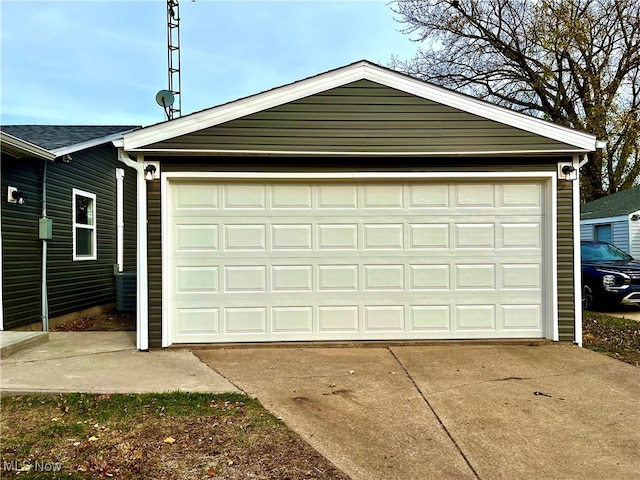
<box><xmin>72</xmin><ymin>189</ymin><xmax>97</xmax><ymax>261</ymax></box>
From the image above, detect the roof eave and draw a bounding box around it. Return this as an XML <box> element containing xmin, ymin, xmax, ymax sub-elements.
<box><xmin>0</xmin><ymin>131</ymin><xmax>56</xmax><ymax>161</ymax></box>
<box><xmin>52</xmin><ymin>129</ymin><xmax>138</xmax><ymax>157</ymax></box>
<box><xmin>125</xmin><ymin>147</ymin><xmax>593</xmax><ymax>157</ymax></box>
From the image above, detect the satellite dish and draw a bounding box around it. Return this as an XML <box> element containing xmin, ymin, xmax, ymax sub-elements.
<box><xmin>156</xmin><ymin>90</ymin><xmax>175</xmax><ymax>107</ymax></box>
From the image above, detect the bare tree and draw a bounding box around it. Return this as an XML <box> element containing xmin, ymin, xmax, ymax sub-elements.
<box><xmin>390</xmin><ymin>0</ymin><xmax>640</xmax><ymax>202</ymax></box>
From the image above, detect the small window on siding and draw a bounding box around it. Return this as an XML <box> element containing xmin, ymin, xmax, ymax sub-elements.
<box><xmin>73</xmin><ymin>189</ymin><xmax>97</xmax><ymax>260</ymax></box>
<box><xmin>594</xmin><ymin>224</ymin><xmax>612</xmax><ymax>244</ymax></box>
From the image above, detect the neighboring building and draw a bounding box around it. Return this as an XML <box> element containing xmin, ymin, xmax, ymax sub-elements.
<box><xmin>120</xmin><ymin>60</ymin><xmax>600</xmax><ymax>349</ymax></box>
<box><xmin>580</xmin><ymin>185</ymin><xmax>640</xmax><ymax>258</ymax></box>
<box><xmin>0</xmin><ymin>125</ymin><xmax>139</xmax><ymax>331</ymax></box>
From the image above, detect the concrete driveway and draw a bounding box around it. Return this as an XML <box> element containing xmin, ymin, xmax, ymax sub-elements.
<box><xmin>196</xmin><ymin>344</ymin><xmax>640</xmax><ymax>480</ymax></box>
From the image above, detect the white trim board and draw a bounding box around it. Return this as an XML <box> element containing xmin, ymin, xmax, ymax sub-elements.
<box><xmin>125</xmin><ymin>148</ymin><xmax>591</xmax><ymax>156</ymax></box>
<box><xmin>160</xmin><ymin>170</ymin><xmax>559</xmax><ymax>347</ymax></box>
<box><xmin>124</xmin><ymin>61</ymin><xmax>599</xmax><ymax>152</ymax></box>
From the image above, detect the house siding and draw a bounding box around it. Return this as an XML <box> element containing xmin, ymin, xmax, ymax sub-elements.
<box><xmin>123</xmin><ymin>168</ymin><xmax>138</xmax><ymax>272</ymax></box>
<box><xmin>145</xmin><ymin>157</ymin><xmax>575</xmax><ymax>346</ymax></box>
<box><xmin>45</xmin><ymin>144</ymin><xmax>134</xmax><ymax>318</ymax></box>
<box><xmin>556</xmin><ymin>181</ymin><xmax>575</xmax><ymax>342</ymax></box>
<box><xmin>1</xmin><ymin>154</ymin><xmax>44</xmax><ymax>329</ymax></box>
<box><xmin>145</xmin><ymin>80</ymin><xmax>574</xmax><ymax>154</ymax></box>
<box><xmin>147</xmin><ymin>180</ymin><xmax>162</xmax><ymax>347</ymax></box>
<box><xmin>580</xmin><ymin>217</ymin><xmax>630</xmax><ymax>254</ymax></box>
<box><xmin>2</xmin><ymin>144</ymin><xmax>137</xmax><ymax>330</ymax></box>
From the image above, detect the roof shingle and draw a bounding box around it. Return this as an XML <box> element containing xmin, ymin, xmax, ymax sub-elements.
<box><xmin>581</xmin><ymin>185</ymin><xmax>640</xmax><ymax>220</ymax></box>
<box><xmin>0</xmin><ymin>125</ymin><xmax>139</xmax><ymax>151</ymax></box>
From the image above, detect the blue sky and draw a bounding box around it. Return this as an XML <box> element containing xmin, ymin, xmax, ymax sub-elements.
<box><xmin>1</xmin><ymin>1</ymin><xmax>419</xmax><ymax>126</ymax></box>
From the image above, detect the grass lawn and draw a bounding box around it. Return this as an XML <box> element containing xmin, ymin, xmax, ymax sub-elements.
<box><xmin>0</xmin><ymin>392</ymin><xmax>349</xmax><ymax>479</ymax></box>
<box><xmin>583</xmin><ymin>311</ymin><xmax>640</xmax><ymax>366</ymax></box>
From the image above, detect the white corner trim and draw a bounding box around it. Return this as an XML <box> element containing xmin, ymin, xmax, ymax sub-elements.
<box><xmin>550</xmin><ymin>174</ymin><xmax>559</xmax><ymax>342</ymax></box>
<box><xmin>573</xmin><ymin>155</ymin><xmax>584</xmax><ymax>346</ymax></box>
<box><xmin>117</xmin><ymin>149</ymin><xmax>149</xmax><ymax>351</ymax></box>
<box><xmin>161</xmin><ymin>174</ymin><xmax>171</xmax><ymax>348</ymax></box>
<box><xmin>160</xmin><ymin>170</ymin><xmax>558</xmax><ymax>346</ymax></box>
<box><xmin>123</xmin><ymin>61</ymin><xmax>599</xmax><ymax>152</ymax></box>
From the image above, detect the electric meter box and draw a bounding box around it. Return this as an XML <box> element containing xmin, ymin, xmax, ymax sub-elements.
<box><xmin>39</xmin><ymin>218</ymin><xmax>52</xmax><ymax>240</ymax></box>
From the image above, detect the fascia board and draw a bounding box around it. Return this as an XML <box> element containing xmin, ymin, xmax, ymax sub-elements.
<box><xmin>125</xmin><ymin>147</ymin><xmax>589</xmax><ymax>156</ymax></box>
<box><xmin>124</xmin><ymin>63</ymin><xmax>369</xmax><ymax>150</ymax></box>
<box><xmin>124</xmin><ymin>60</ymin><xmax>598</xmax><ymax>152</ymax></box>
<box><xmin>580</xmin><ymin>215</ymin><xmax>628</xmax><ymax>224</ymax></box>
<box><xmin>0</xmin><ymin>131</ymin><xmax>56</xmax><ymax>161</ymax></box>
<box><xmin>52</xmin><ymin>130</ymin><xmax>136</xmax><ymax>157</ymax></box>
<box><xmin>362</xmin><ymin>66</ymin><xmax>598</xmax><ymax>151</ymax></box>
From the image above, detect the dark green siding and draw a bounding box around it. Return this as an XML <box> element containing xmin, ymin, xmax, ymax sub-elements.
<box><xmin>124</xmin><ymin>169</ymin><xmax>137</xmax><ymax>272</ymax></box>
<box><xmin>2</xmin><ymin>145</ymin><xmax>137</xmax><ymax>329</ymax></box>
<box><xmin>46</xmin><ymin>144</ymin><xmax>137</xmax><ymax>318</ymax></box>
<box><xmin>146</xmin><ymin>80</ymin><xmax>576</xmax><ymax>154</ymax></box>
<box><xmin>147</xmin><ymin>181</ymin><xmax>162</xmax><ymax>347</ymax></box>
<box><xmin>557</xmin><ymin>181</ymin><xmax>575</xmax><ymax>341</ymax></box>
<box><xmin>146</xmin><ymin>157</ymin><xmax>576</xmax><ymax>346</ymax></box>
<box><xmin>1</xmin><ymin>154</ymin><xmax>43</xmax><ymax>329</ymax></box>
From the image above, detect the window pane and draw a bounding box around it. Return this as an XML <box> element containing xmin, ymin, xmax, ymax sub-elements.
<box><xmin>75</xmin><ymin>195</ymin><xmax>93</xmax><ymax>226</ymax></box>
<box><xmin>76</xmin><ymin>228</ymin><xmax>93</xmax><ymax>256</ymax></box>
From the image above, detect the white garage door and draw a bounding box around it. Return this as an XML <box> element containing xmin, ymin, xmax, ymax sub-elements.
<box><xmin>169</xmin><ymin>180</ymin><xmax>546</xmax><ymax>343</ymax></box>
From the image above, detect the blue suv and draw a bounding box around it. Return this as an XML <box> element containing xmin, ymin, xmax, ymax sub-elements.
<box><xmin>581</xmin><ymin>241</ymin><xmax>640</xmax><ymax>310</ymax></box>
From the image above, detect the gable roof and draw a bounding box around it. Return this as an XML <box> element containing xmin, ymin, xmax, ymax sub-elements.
<box><xmin>123</xmin><ymin>60</ymin><xmax>601</xmax><ymax>154</ymax></box>
<box><xmin>1</xmin><ymin>125</ymin><xmax>139</xmax><ymax>158</ymax></box>
<box><xmin>581</xmin><ymin>185</ymin><xmax>640</xmax><ymax>220</ymax></box>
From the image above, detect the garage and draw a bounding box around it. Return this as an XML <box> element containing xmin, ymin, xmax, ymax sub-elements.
<box><xmin>121</xmin><ymin>60</ymin><xmax>600</xmax><ymax>349</ymax></box>
<box><xmin>167</xmin><ymin>177</ymin><xmax>551</xmax><ymax>343</ymax></box>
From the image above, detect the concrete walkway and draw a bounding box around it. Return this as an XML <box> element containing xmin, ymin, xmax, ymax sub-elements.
<box><xmin>0</xmin><ymin>332</ymin><xmax>237</xmax><ymax>394</ymax></box>
<box><xmin>0</xmin><ymin>331</ymin><xmax>49</xmax><ymax>359</ymax></box>
<box><xmin>607</xmin><ymin>307</ymin><xmax>640</xmax><ymax>321</ymax></box>
<box><xmin>196</xmin><ymin>344</ymin><xmax>640</xmax><ymax>480</ymax></box>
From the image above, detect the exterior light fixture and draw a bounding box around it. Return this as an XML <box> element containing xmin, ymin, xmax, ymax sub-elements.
<box><xmin>7</xmin><ymin>186</ymin><xmax>25</xmax><ymax>205</ymax></box>
<box><xmin>144</xmin><ymin>164</ymin><xmax>157</xmax><ymax>182</ymax></box>
<box><xmin>558</xmin><ymin>163</ymin><xmax>578</xmax><ymax>181</ymax></box>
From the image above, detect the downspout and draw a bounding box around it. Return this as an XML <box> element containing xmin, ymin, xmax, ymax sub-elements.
<box><xmin>115</xmin><ymin>168</ymin><xmax>125</xmax><ymax>273</ymax></box>
<box><xmin>117</xmin><ymin>148</ymin><xmax>149</xmax><ymax>351</ymax></box>
<box><xmin>41</xmin><ymin>161</ymin><xmax>49</xmax><ymax>331</ymax></box>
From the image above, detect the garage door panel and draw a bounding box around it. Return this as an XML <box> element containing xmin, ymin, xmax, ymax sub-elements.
<box><xmin>170</xmin><ymin>180</ymin><xmax>547</xmax><ymax>343</ymax></box>
<box><xmin>455</xmin><ymin>224</ymin><xmax>495</xmax><ymax>249</ymax></box>
<box><xmin>223</xmin><ymin>224</ymin><xmax>266</xmax><ymax>251</ymax></box>
<box><xmin>224</xmin><ymin>184</ymin><xmax>267</xmax><ymax>209</ymax></box>
<box><xmin>455</xmin><ymin>184</ymin><xmax>496</xmax><ymax>208</ymax></box>
<box><xmin>271</xmin><ymin>185</ymin><xmax>313</xmax><ymax>209</ymax></box>
<box><xmin>174</xmin><ymin>183</ymin><xmax>219</xmax><ymax>210</ymax></box>
<box><xmin>175</xmin><ymin>308</ymin><xmax>219</xmax><ymax>335</ymax></box>
<box><xmin>501</xmin><ymin>223</ymin><xmax>542</xmax><ymax>248</ymax></box>
<box><xmin>501</xmin><ymin>305</ymin><xmax>542</xmax><ymax>329</ymax></box>
<box><xmin>272</xmin><ymin>307</ymin><xmax>313</xmax><ymax>333</ymax></box>
<box><xmin>456</xmin><ymin>305</ymin><xmax>497</xmax><ymax>330</ymax></box>
<box><xmin>501</xmin><ymin>183</ymin><xmax>542</xmax><ymax>208</ymax></box>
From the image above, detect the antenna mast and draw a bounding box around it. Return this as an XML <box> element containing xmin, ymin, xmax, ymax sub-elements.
<box><xmin>167</xmin><ymin>0</ymin><xmax>181</xmax><ymax>119</ymax></box>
